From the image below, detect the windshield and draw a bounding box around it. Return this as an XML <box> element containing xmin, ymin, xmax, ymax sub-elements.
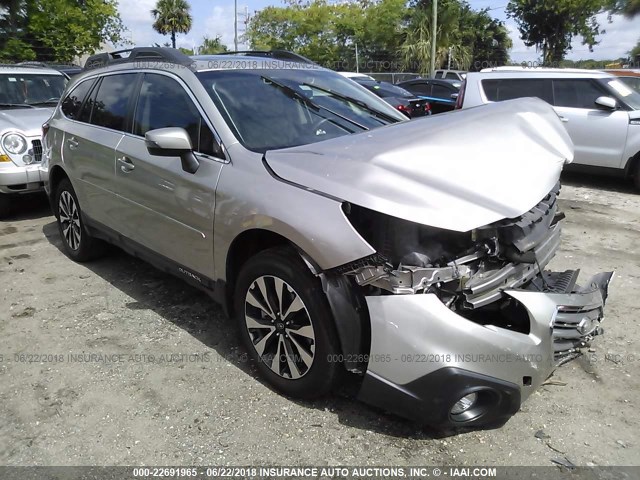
<box><xmin>605</xmin><ymin>79</ymin><xmax>640</xmax><ymax>110</ymax></box>
<box><xmin>617</xmin><ymin>76</ymin><xmax>640</xmax><ymax>95</ymax></box>
<box><xmin>196</xmin><ymin>69</ymin><xmax>406</xmax><ymax>152</ymax></box>
<box><xmin>0</xmin><ymin>73</ymin><xmax>67</xmax><ymax>107</ymax></box>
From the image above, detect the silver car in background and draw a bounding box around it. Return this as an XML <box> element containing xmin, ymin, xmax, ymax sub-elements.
<box><xmin>459</xmin><ymin>68</ymin><xmax>640</xmax><ymax>190</ymax></box>
<box><xmin>43</xmin><ymin>48</ymin><xmax>613</xmax><ymax>429</ymax></box>
<box><xmin>0</xmin><ymin>65</ymin><xmax>66</xmax><ymax>217</ymax></box>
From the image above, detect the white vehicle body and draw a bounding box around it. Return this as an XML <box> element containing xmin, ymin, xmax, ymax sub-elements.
<box><xmin>460</xmin><ymin>69</ymin><xmax>640</xmax><ymax>183</ymax></box>
<box><xmin>0</xmin><ymin>66</ymin><xmax>66</xmax><ymax>215</ymax></box>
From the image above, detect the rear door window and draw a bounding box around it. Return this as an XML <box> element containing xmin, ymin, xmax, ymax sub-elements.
<box><xmin>432</xmin><ymin>84</ymin><xmax>454</xmax><ymax>99</ymax></box>
<box><xmin>133</xmin><ymin>73</ymin><xmax>220</xmax><ymax>157</ymax></box>
<box><xmin>482</xmin><ymin>78</ymin><xmax>553</xmax><ymax>104</ymax></box>
<box><xmin>406</xmin><ymin>82</ymin><xmax>432</xmax><ymax>96</ymax></box>
<box><xmin>553</xmin><ymin>79</ymin><xmax>608</xmax><ymax>109</ymax></box>
<box><xmin>60</xmin><ymin>79</ymin><xmax>95</xmax><ymax>120</ymax></box>
<box><xmin>90</xmin><ymin>74</ymin><xmax>138</xmax><ymax>131</ymax></box>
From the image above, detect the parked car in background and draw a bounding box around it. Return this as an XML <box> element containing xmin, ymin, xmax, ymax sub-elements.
<box><xmin>43</xmin><ymin>48</ymin><xmax>613</xmax><ymax>430</ymax></box>
<box><xmin>0</xmin><ymin>65</ymin><xmax>67</xmax><ymax>217</ymax></box>
<box><xmin>17</xmin><ymin>61</ymin><xmax>83</xmax><ymax>79</ymax></box>
<box><xmin>459</xmin><ymin>68</ymin><xmax>640</xmax><ymax>189</ymax></box>
<box><xmin>354</xmin><ymin>79</ymin><xmax>430</xmax><ymax>118</ymax></box>
<box><xmin>434</xmin><ymin>69</ymin><xmax>466</xmax><ymax>81</ymax></box>
<box><xmin>398</xmin><ymin>78</ymin><xmax>460</xmax><ymax>114</ymax></box>
<box><xmin>604</xmin><ymin>69</ymin><xmax>640</xmax><ymax>93</ymax></box>
<box><xmin>337</xmin><ymin>71</ymin><xmax>376</xmax><ymax>82</ymax></box>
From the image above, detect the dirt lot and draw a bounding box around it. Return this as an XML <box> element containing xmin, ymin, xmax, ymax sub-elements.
<box><xmin>1</xmin><ymin>172</ymin><xmax>638</xmax><ymax>468</ymax></box>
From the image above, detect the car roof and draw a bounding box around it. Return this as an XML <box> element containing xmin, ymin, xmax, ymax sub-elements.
<box><xmin>470</xmin><ymin>68</ymin><xmax>614</xmax><ymax>79</ymax></box>
<box><xmin>401</xmin><ymin>78</ymin><xmax>460</xmax><ymax>86</ymax></box>
<box><xmin>0</xmin><ymin>65</ymin><xmax>65</xmax><ymax>76</ymax></box>
<box><xmin>192</xmin><ymin>55</ymin><xmax>329</xmax><ymax>72</ymax></box>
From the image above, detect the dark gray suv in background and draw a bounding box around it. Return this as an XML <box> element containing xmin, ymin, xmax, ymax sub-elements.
<box><xmin>42</xmin><ymin>48</ymin><xmax>613</xmax><ymax>429</ymax></box>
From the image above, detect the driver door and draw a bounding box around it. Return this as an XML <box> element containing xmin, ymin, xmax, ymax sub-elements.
<box><xmin>113</xmin><ymin>73</ymin><xmax>226</xmax><ymax>280</ymax></box>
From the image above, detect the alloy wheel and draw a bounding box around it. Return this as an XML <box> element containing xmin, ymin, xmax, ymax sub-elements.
<box><xmin>244</xmin><ymin>275</ymin><xmax>316</xmax><ymax>379</ymax></box>
<box><xmin>58</xmin><ymin>190</ymin><xmax>81</xmax><ymax>251</ymax></box>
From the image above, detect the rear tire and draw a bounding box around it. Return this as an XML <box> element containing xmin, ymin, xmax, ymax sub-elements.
<box><xmin>234</xmin><ymin>247</ymin><xmax>341</xmax><ymax>399</ymax></box>
<box><xmin>54</xmin><ymin>178</ymin><xmax>106</xmax><ymax>262</ymax></box>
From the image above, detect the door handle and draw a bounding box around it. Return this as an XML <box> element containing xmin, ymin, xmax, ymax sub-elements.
<box><xmin>68</xmin><ymin>137</ymin><xmax>79</xmax><ymax>150</ymax></box>
<box><xmin>117</xmin><ymin>156</ymin><xmax>135</xmax><ymax>173</ymax></box>
<box><xmin>559</xmin><ymin>116</ymin><xmax>569</xmax><ymax>123</ymax></box>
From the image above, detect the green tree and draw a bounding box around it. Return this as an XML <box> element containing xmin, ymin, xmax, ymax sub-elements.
<box><xmin>506</xmin><ymin>0</ymin><xmax>606</xmax><ymax>64</ymax></box>
<box><xmin>402</xmin><ymin>0</ymin><xmax>510</xmax><ymax>74</ymax></box>
<box><xmin>198</xmin><ymin>35</ymin><xmax>228</xmax><ymax>54</ymax></box>
<box><xmin>247</xmin><ymin>0</ymin><xmax>404</xmax><ymax>70</ymax></box>
<box><xmin>0</xmin><ymin>0</ymin><xmax>126</xmax><ymax>63</ymax></box>
<box><xmin>151</xmin><ymin>0</ymin><xmax>192</xmax><ymax>49</ymax></box>
<box><xmin>606</xmin><ymin>0</ymin><xmax>640</xmax><ymax>17</ymax></box>
<box><xmin>631</xmin><ymin>38</ymin><xmax>640</xmax><ymax>60</ymax></box>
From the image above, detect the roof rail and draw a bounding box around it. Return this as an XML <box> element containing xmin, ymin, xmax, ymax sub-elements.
<box><xmin>84</xmin><ymin>47</ymin><xmax>194</xmax><ymax>70</ymax></box>
<box><xmin>216</xmin><ymin>50</ymin><xmax>316</xmax><ymax>65</ymax></box>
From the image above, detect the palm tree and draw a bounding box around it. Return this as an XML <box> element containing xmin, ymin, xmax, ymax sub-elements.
<box><xmin>151</xmin><ymin>0</ymin><xmax>192</xmax><ymax>49</ymax></box>
<box><xmin>400</xmin><ymin>6</ymin><xmax>471</xmax><ymax>76</ymax></box>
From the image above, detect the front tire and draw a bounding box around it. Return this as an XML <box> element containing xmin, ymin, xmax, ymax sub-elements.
<box><xmin>234</xmin><ymin>247</ymin><xmax>341</xmax><ymax>399</ymax></box>
<box><xmin>0</xmin><ymin>194</ymin><xmax>11</xmax><ymax>219</ymax></box>
<box><xmin>54</xmin><ymin>178</ymin><xmax>105</xmax><ymax>262</ymax></box>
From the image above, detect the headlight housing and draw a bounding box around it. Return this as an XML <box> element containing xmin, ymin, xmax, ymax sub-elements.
<box><xmin>2</xmin><ymin>133</ymin><xmax>28</xmax><ymax>155</ymax></box>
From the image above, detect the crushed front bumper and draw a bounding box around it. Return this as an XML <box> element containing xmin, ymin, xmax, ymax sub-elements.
<box><xmin>357</xmin><ymin>271</ymin><xmax>613</xmax><ymax>428</ymax></box>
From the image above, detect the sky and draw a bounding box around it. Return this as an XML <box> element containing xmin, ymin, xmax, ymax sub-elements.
<box><xmin>117</xmin><ymin>0</ymin><xmax>640</xmax><ymax>62</ymax></box>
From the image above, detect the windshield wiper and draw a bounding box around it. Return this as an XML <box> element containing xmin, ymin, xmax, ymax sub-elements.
<box><xmin>0</xmin><ymin>103</ymin><xmax>36</xmax><ymax>109</ymax></box>
<box><xmin>300</xmin><ymin>83</ymin><xmax>400</xmax><ymax>123</ymax></box>
<box><xmin>28</xmin><ymin>100</ymin><xmax>59</xmax><ymax>106</ymax></box>
<box><xmin>260</xmin><ymin>75</ymin><xmax>369</xmax><ymax>131</ymax></box>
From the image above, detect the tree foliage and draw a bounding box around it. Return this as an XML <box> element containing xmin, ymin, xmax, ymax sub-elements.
<box><xmin>506</xmin><ymin>0</ymin><xmax>606</xmax><ymax>64</ymax></box>
<box><xmin>606</xmin><ymin>0</ymin><xmax>640</xmax><ymax>17</ymax></box>
<box><xmin>198</xmin><ymin>35</ymin><xmax>228</xmax><ymax>54</ymax></box>
<box><xmin>401</xmin><ymin>0</ymin><xmax>510</xmax><ymax>74</ymax></box>
<box><xmin>247</xmin><ymin>0</ymin><xmax>511</xmax><ymax>73</ymax></box>
<box><xmin>151</xmin><ymin>0</ymin><xmax>192</xmax><ymax>49</ymax></box>
<box><xmin>0</xmin><ymin>0</ymin><xmax>126</xmax><ymax>63</ymax></box>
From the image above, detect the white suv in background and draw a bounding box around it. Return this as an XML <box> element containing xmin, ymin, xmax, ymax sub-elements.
<box><xmin>458</xmin><ymin>69</ymin><xmax>640</xmax><ymax>189</ymax></box>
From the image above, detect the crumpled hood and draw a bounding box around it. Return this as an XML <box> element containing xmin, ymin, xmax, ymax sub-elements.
<box><xmin>0</xmin><ymin>107</ymin><xmax>54</xmax><ymax>137</ymax></box>
<box><xmin>264</xmin><ymin>98</ymin><xmax>574</xmax><ymax>232</ymax></box>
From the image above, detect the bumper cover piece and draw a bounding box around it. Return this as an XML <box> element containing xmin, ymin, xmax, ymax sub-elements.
<box><xmin>358</xmin><ymin>270</ymin><xmax>613</xmax><ymax>428</ymax></box>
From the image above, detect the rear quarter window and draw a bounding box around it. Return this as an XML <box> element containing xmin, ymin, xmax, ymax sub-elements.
<box><xmin>60</xmin><ymin>79</ymin><xmax>95</xmax><ymax>120</ymax></box>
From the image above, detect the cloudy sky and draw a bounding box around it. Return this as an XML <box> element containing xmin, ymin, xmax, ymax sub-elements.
<box><xmin>117</xmin><ymin>0</ymin><xmax>640</xmax><ymax>62</ymax></box>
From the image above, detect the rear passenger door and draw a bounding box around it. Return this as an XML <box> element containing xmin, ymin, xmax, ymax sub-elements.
<box><xmin>552</xmin><ymin>79</ymin><xmax>628</xmax><ymax>168</ymax></box>
<box><xmin>60</xmin><ymin>73</ymin><xmax>139</xmax><ymax>229</ymax></box>
<box><xmin>113</xmin><ymin>72</ymin><xmax>225</xmax><ymax>280</ymax></box>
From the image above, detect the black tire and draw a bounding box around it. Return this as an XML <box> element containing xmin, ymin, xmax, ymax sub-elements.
<box><xmin>234</xmin><ymin>247</ymin><xmax>341</xmax><ymax>399</ymax></box>
<box><xmin>634</xmin><ymin>159</ymin><xmax>640</xmax><ymax>191</ymax></box>
<box><xmin>54</xmin><ymin>178</ymin><xmax>105</xmax><ymax>262</ymax></box>
<box><xmin>0</xmin><ymin>194</ymin><xmax>11</xmax><ymax>219</ymax></box>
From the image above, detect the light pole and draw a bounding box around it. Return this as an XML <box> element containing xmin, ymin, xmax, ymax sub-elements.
<box><xmin>234</xmin><ymin>0</ymin><xmax>238</xmax><ymax>51</ymax></box>
<box><xmin>430</xmin><ymin>0</ymin><xmax>437</xmax><ymax>77</ymax></box>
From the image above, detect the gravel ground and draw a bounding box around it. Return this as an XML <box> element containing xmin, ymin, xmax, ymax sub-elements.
<box><xmin>0</xmin><ymin>172</ymin><xmax>638</xmax><ymax>468</ymax></box>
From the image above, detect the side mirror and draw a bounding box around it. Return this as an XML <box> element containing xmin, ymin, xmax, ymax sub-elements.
<box><xmin>594</xmin><ymin>96</ymin><xmax>617</xmax><ymax>111</ymax></box>
<box><xmin>145</xmin><ymin>127</ymin><xmax>199</xmax><ymax>174</ymax></box>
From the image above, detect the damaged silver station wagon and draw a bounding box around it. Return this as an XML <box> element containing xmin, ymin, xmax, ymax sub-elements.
<box><xmin>42</xmin><ymin>48</ymin><xmax>614</xmax><ymax>429</ymax></box>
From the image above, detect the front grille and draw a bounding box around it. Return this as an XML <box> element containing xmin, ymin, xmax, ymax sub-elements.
<box><xmin>31</xmin><ymin>139</ymin><xmax>42</xmax><ymax>162</ymax></box>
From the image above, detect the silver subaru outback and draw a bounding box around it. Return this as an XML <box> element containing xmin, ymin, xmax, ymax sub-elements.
<box><xmin>42</xmin><ymin>48</ymin><xmax>613</xmax><ymax>429</ymax></box>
